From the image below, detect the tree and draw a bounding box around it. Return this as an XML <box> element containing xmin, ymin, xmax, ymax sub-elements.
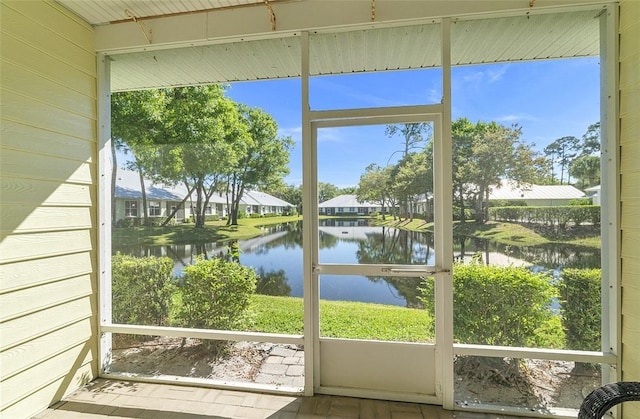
<box><xmin>113</xmin><ymin>86</ymin><xmax>294</xmax><ymax>228</ymax></box>
<box><xmin>340</xmin><ymin>186</ymin><xmax>357</xmax><ymax>195</ymax></box>
<box><xmin>390</xmin><ymin>150</ymin><xmax>433</xmax><ymax>220</ymax></box>
<box><xmin>318</xmin><ymin>182</ymin><xmax>340</xmax><ymax>203</ymax></box>
<box><xmin>385</xmin><ymin>123</ymin><xmax>433</xmax><ymax>217</ymax></box>
<box><xmin>509</xmin><ymin>143</ymin><xmax>551</xmax><ymax>186</ymax></box>
<box><xmin>544</xmin><ymin>136</ymin><xmax>580</xmax><ymax>185</ymax></box>
<box><xmin>451</xmin><ymin>118</ymin><xmax>477</xmax><ymax>222</ymax></box>
<box><xmin>357</xmin><ymin>164</ymin><xmax>394</xmax><ymax>220</ymax></box>
<box><xmin>467</xmin><ymin>125</ymin><xmax>518</xmax><ymax>222</ymax></box>
<box><xmin>265</xmin><ymin>183</ymin><xmax>302</xmax><ymax>215</ymax></box>
<box><xmin>581</xmin><ymin>122</ymin><xmax>600</xmax><ymax>156</ymax></box>
<box><xmin>111</xmin><ymin>89</ymin><xmax>166</xmax><ymax>225</ymax></box>
<box><xmin>225</xmin><ymin>105</ymin><xmax>294</xmax><ymax>225</ymax></box>
<box><xmin>570</xmin><ymin>155</ymin><xmax>600</xmax><ymax>189</ymax></box>
<box><xmin>453</xmin><ymin>119</ymin><xmax>532</xmax><ymax>223</ymax></box>
<box><xmin>163</xmin><ymin>86</ymin><xmax>246</xmax><ymax>228</ymax></box>
<box><xmin>385</xmin><ymin>123</ymin><xmax>432</xmax><ymax>157</ymax></box>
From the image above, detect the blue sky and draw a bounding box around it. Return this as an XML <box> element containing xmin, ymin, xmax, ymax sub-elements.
<box><xmin>227</xmin><ymin>56</ymin><xmax>600</xmax><ymax>188</ymax></box>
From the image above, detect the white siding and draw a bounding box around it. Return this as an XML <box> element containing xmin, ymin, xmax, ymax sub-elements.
<box><xmin>0</xmin><ymin>1</ymin><xmax>98</xmax><ymax>418</ymax></box>
<box><xmin>620</xmin><ymin>1</ymin><xmax>640</xmax><ymax>418</ymax></box>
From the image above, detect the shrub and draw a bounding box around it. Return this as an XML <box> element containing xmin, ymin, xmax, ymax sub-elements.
<box><xmin>569</xmin><ymin>198</ymin><xmax>592</xmax><ymax>206</ymax></box>
<box><xmin>115</xmin><ymin>218</ymin><xmax>136</xmax><ymax>228</ymax></box>
<box><xmin>489</xmin><ymin>200</ymin><xmax>527</xmax><ymax>207</ymax></box>
<box><xmin>283</xmin><ymin>207</ymin><xmax>298</xmax><ymax>216</ymax></box>
<box><xmin>146</xmin><ymin>217</ymin><xmax>166</xmax><ymax>226</ymax></box>
<box><xmin>559</xmin><ymin>268</ymin><xmax>601</xmax><ymax>351</ymax></box>
<box><xmin>111</xmin><ymin>254</ymin><xmax>176</xmax><ymax>326</ymax></box>
<box><xmin>420</xmin><ymin>261</ymin><xmax>564</xmax><ymax>348</ymax></box>
<box><xmin>489</xmin><ymin>205</ymin><xmax>600</xmax><ymax>226</ymax></box>
<box><xmin>176</xmin><ymin>257</ymin><xmax>258</xmax><ymax>331</ymax></box>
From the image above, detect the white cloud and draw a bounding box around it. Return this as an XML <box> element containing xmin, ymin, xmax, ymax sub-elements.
<box><xmin>317</xmin><ymin>127</ymin><xmax>344</xmax><ymax>143</ymax></box>
<box><xmin>426</xmin><ymin>88</ymin><xmax>442</xmax><ymax>104</ymax></box>
<box><xmin>461</xmin><ymin>64</ymin><xmax>509</xmax><ymax>85</ymax></box>
<box><xmin>495</xmin><ymin>113</ymin><xmax>539</xmax><ymax>123</ymax></box>
<box><xmin>279</xmin><ymin>126</ymin><xmax>302</xmax><ymax>143</ymax></box>
<box><xmin>487</xmin><ymin>66</ymin><xmax>508</xmax><ymax>83</ymax></box>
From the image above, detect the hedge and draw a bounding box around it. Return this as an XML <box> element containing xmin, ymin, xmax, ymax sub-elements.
<box><xmin>489</xmin><ymin>205</ymin><xmax>600</xmax><ymax>227</ymax></box>
<box><xmin>176</xmin><ymin>257</ymin><xmax>258</xmax><ymax>331</ymax></box>
<box><xmin>111</xmin><ymin>254</ymin><xmax>175</xmax><ymax>326</ymax></box>
<box><xmin>420</xmin><ymin>262</ymin><xmax>564</xmax><ymax>348</ymax></box>
<box><xmin>559</xmin><ymin>268</ymin><xmax>601</xmax><ymax>351</ymax></box>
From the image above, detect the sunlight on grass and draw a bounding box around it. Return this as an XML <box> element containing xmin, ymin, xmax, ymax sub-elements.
<box><xmin>248</xmin><ymin>294</ymin><xmax>434</xmax><ymax>343</ymax></box>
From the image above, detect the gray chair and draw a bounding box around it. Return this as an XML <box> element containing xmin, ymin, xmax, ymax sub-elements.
<box><xmin>578</xmin><ymin>382</ymin><xmax>640</xmax><ymax>419</ymax></box>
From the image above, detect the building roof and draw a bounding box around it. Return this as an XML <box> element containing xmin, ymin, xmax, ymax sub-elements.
<box><xmin>319</xmin><ymin>194</ymin><xmax>380</xmax><ymax>208</ymax></box>
<box><xmin>114</xmin><ymin>169</ymin><xmax>293</xmax><ymax>207</ymax></box>
<box><xmin>242</xmin><ymin>190</ymin><xmax>295</xmax><ymax>208</ymax></box>
<box><xmin>115</xmin><ymin>169</ymin><xmax>187</xmax><ymax>201</ymax></box>
<box><xmin>585</xmin><ymin>185</ymin><xmax>601</xmax><ymax>193</ymax></box>
<box><xmin>488</xmin><ymin>180</ymin><xmax>585</xmax><ymax>201</ymax></box>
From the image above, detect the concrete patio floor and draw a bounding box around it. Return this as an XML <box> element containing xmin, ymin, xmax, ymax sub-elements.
<box><xmin>33</xmin><ymin>378</ymin><xmax>539</xmax><ymax>419</ymax></box>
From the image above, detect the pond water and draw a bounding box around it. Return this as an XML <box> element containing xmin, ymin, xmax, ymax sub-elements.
<box><xmin>113</xmin><ymin>219</ymin><xmax>600</xmax><ymax>307</ymax></box>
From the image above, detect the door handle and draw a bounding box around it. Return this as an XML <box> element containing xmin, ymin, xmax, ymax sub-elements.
<box><xmin>381</xmin><ymin>267</ymin><xmax>450</xmax><ymax>275</ymax></box>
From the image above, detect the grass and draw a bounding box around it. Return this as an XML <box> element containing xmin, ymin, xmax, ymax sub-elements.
<box><xmin>374</xmin><ymin>217</ymin><xmax>433</xmax><ymax>232</ymax></box>
<box><xmin>115</xmin><ymin>213</ymin><xmax>599</xmax><ymax>249</ymax></box>
<box><xmin>112</xmin><ymin>215</ymin><xmax>300</xmax><ymax>246</ymax></box>
<box><xmin>374</xmin><ymin>217</ymin><xmax>600</xmax><ymax>249</ymax></box>
<box><xmin>453</xmin><ymin>220</ymin><xmax>601</xmax><ymax>248</ymax></box>
<box><xmin>247</xmin><ymin>294</ymin><xmax>434</xmax><ymax>342</ymax></box>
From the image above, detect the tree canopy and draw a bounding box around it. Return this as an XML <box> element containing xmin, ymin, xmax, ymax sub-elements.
<box><xmin>111</xmin><ymin>85</ymin><xmax>293</xmax><ymax>227</ymax></box>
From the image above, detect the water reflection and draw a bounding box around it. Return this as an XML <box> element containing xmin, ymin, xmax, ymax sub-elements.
<box><xmin>454</xmin><ymin>236</ymin><xmax>600</xmax><ymax>270</ymax></box>
<box><xmin>113</xmin><ymin>219</ymin><xmax>599</xmax><ymax>307</ymax></box>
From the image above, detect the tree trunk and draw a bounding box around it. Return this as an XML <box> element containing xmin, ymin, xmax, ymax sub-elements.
<box><xmin>161</xmin><ymin>186</ymin><xmax>194</xmax><ymax>226</ymax></box>
<box><xmin>457</xmin><ymin>186</ymin><xmax>466</xmax><ymax>223</ymax></box>
<box><xmin>194</xmin><ymin>180</ymin><xmax>205</xmax><ymax>228</ymax></box>
<box><xmin>111</xmin><ymin>141</ymin><xmax>118</xmax><ymax>225</ymax></box>
<box><xmin>137</xmin><ymin>168</ymin><xmax>149</xmax><ymax>225</ymax></box>
<box><xmin>474</xmin><ymin>191</ymin><xmax>484</xmax><ymax>224</ymax></box>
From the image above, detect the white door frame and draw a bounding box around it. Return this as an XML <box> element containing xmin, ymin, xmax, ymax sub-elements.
<box><xmin>300</xmin><ymin>106</ymin><xmax>453</xmax><ymax>404</ymax></box>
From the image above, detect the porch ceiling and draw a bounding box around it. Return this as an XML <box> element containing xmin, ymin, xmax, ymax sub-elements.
<box><xmin>56</xmin><ymin>0</ymin><xmax>284</xmax><ymax>25</ymax></box>
<box><xmin>57</xmin><ymin>0</ymin><xmax>604</xmax><ymax>91</ymax></box>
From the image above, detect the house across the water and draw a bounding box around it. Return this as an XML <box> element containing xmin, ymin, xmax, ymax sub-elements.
<box><xmin>488</xmin><ymin>180</ymin><xmax>586</xmax><ymax>206</ymax></box>
<box><xmin>114</xmin><ymin>169</ymin><xmax>295</xmax><ymax>224</ymax></box>
<box><xmin>318</xmin><ymin>194</ymin><xmax>383</xmax><ymax>216</ymax></box>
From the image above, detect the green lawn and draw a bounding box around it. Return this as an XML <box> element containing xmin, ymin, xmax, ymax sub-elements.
<box><xmin>247</xmin><ymin>294</ymin><xmax>434</xmax><ymax>342</ymax></box>
<box><xmin>114</xmin><ymin>213</ymin><xmax>599</xmax><ymax>249</ymax></box>
<box><xmin>374</xmin><ymin>218</ymin><xmax>600</xmax><ymax>249</ymax></box>
<box><xmin>112</xmin><ymin>215</ymin><xmax>300</xmax><ymax>246</ymax></box>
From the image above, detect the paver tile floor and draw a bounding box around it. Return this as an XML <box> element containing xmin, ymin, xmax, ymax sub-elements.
<box><xmin>34</xmin><ymin>379</ymin><xmax>539</xmax><ymax>419</ymax></box>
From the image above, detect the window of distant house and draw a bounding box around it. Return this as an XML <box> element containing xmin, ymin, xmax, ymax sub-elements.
<box><xmin>125</xmin><ymin>200</ymin><xmax>138</xmax><ymax>217</ymax></box>
<box><xmin>149</xmin><ymin>201</ymin><xmax>161</xmax><ymax>216</ymax></box>
<box><xmin>205</xmin><ymin>205</ymin><xmax>212</xmax><ymax>215</ymax></box>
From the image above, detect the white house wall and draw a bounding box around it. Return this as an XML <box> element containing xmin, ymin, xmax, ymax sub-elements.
<box><xmin>0</xmin><ymin>1</ymin><xmax>98</xmax><ymax>418</ymax></box>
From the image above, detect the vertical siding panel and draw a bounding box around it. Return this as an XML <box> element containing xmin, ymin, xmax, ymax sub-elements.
<box><xmin>0</xmin><ymin>1</ymin><xmax>97</xmax><ymax>418</ymax></box>
<box><xmin>620</xmin><ymin>4</ymin><xmax>640</xmax><ymax>419</ymax></box>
